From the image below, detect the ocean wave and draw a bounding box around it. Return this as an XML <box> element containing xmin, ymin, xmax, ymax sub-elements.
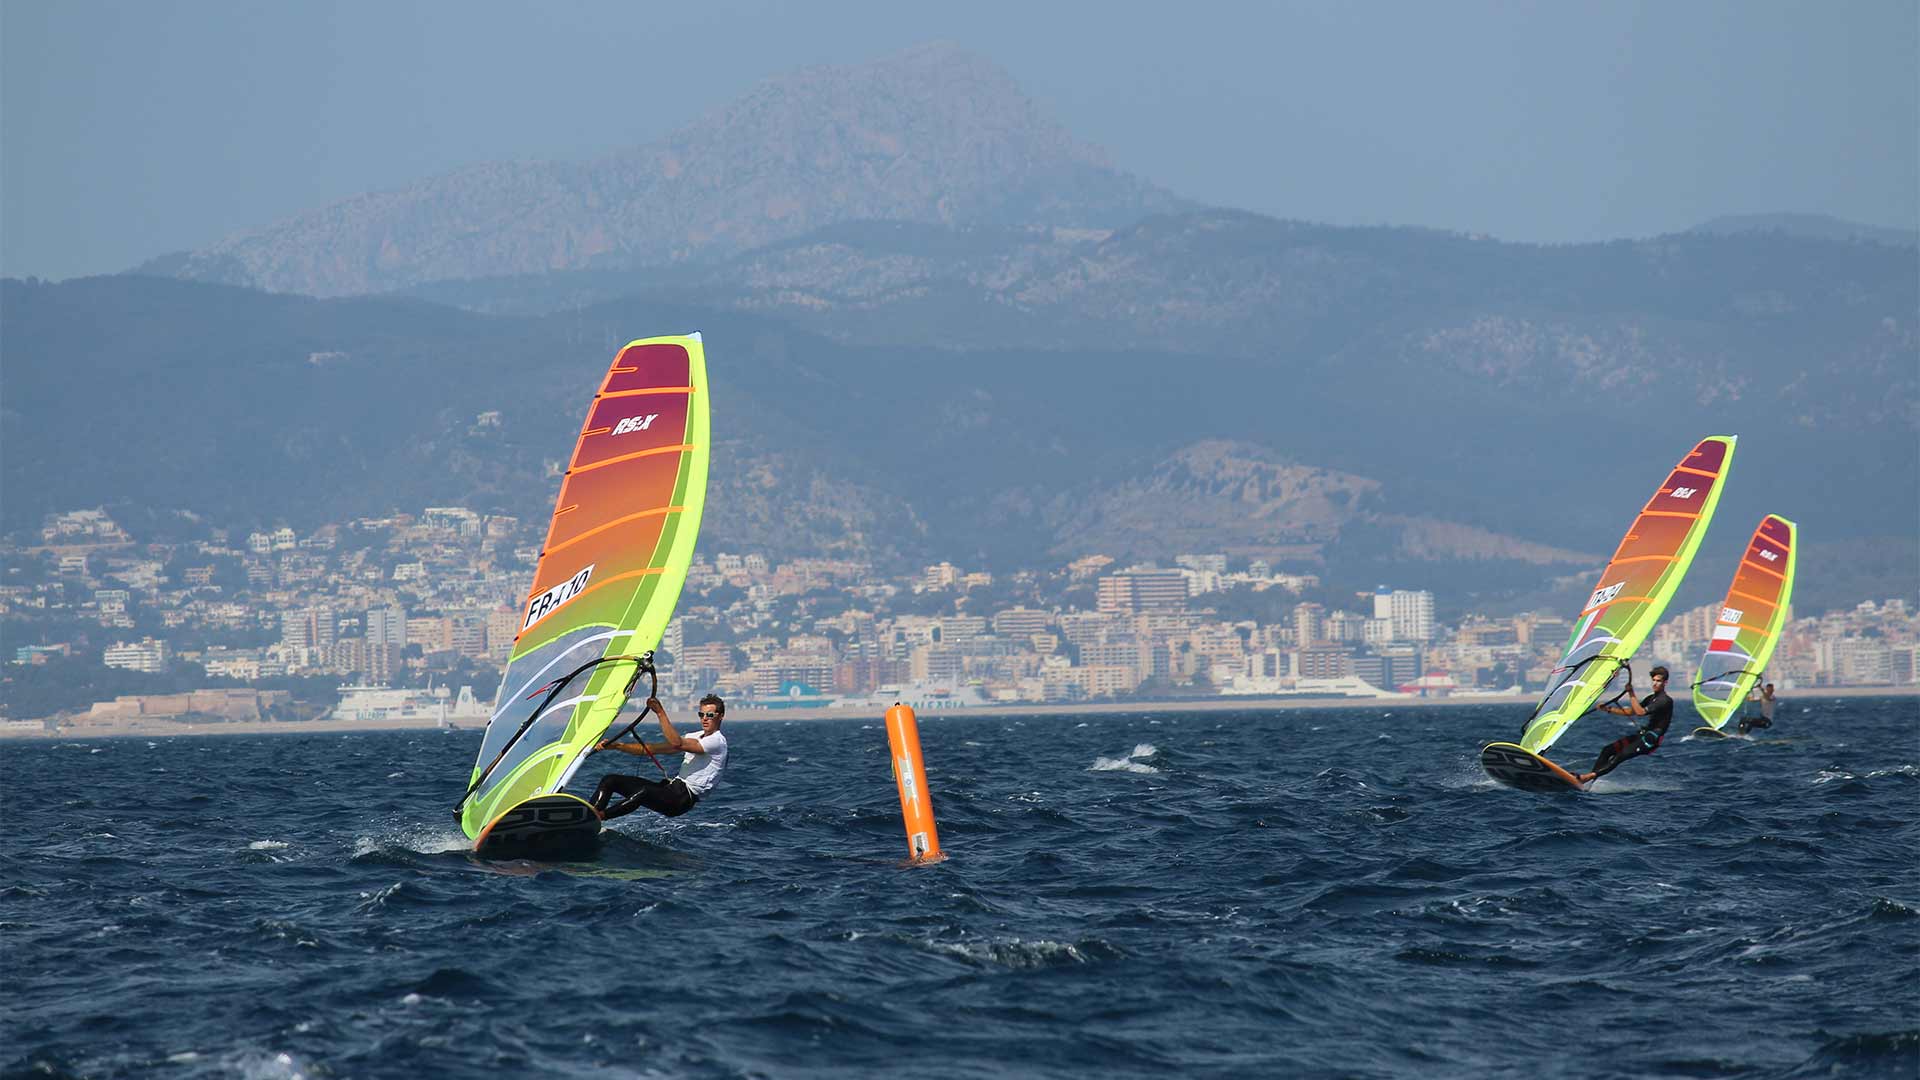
<box><xmin>353</xmin><ymin>882</ymin><xmax>404</xmax><ymax>913</ymax></box>
<box><xmin>1307</xmin><ymin>766</ymin><xmax>1369</xmax><ymax>790</ymax></box>
<box><xmin>1392</xmin><ymin>946</ymin><xmax>1539</xmax><ymax>968</ymax></box>
<box><xmin>5</xmin><ymin>702</ymin><xmax>1916</xmax><ymax>1079</ymax></box>
<box><xmin>1868</xmin><ymin>897</ymin><xmax>1917</xmax><ymax>919</ymax></box>
<box><xmin>251</xmin><ymin>918</ymin><xmax>324</xmax><ymax>950</ymax></box>
<box><xmin>922</xmin><ymin>935</ymin><xmax>1123</xmax><ymax>969</ymax></box>
<box><xmin>228</xmin><ymin>1049</ymin><xmax>321</xmax><ymax>1080</ymax></box>
<box><xmin>1090</xmin><ymin>743</ymin><xmax>1159</xmax><ymax>773</ymax></box>
<box><xmin>350</xmin><ymin>826</ymin><xmax>471</xmax><ymax>861</ymax></box>
<box><xmin>1781</xmin><ymin>1029</ymin><xmax>1920</xmax><ymax>1078</ymax></box>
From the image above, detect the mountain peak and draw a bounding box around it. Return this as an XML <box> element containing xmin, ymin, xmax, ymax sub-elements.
<box><xmin>143</xmin><ymin>44</ymin><xmax>1181</xmax><ymax>297</ymax></box>
<box><xmin>671</xmin><ymin>41</ymin><xmax>1110</xmax><ymax>170</ymax></box>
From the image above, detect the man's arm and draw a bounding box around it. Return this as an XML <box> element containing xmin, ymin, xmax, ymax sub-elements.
<box><xmin>597</xmin><ymin>739</ymin><xmax>679</xmax><ymax>756</ymax></box>
<box><xmin>595</xmin><ymin>700</ymin><xmax>705</xmax><ymax>756</ymax></box>
<box><xmin>649</xmin><ymin>696</ymin><xmax>705</xmax><ymax>753</ymax></box>
<box><xmin>1603</xmin><ymin>684</ymin><xmax>1646</xmax><ymax>716</ymax></box>
<box><xmin>597</xmin><ymin>737</ymin><xmax>706</xmax><ymax>755</ymax></box>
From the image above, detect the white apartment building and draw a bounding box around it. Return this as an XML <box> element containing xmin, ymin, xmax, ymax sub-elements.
<box><xmin>1373</xmin><ymin>587</ymin><xmax>1435</xmax><ymax>642</ymax></box>
<box><xmin>104</xmin><ymin>637</ymin><xmax>170</xmax><ymax>673</ymax></box>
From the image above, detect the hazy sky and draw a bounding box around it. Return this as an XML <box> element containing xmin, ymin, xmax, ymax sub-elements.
<box><xmin>4</xmin><ymin>0</ymin><xmax>1915</xmax><ymax>281</ymax></box>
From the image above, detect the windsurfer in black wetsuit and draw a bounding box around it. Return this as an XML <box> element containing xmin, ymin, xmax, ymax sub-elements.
<box><xmin>1577</xmin><ymin>666</ymin><xmax>1672</xmax><ymax>784</ymax></box>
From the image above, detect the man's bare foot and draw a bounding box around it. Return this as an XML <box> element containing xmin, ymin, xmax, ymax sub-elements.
<box><xmin>1575</xmin><ymin>772</ymin><xmax>1597</xmax><ymax>785</ymax></box>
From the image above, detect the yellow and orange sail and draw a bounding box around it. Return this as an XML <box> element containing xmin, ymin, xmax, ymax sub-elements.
<box><xmin>1692</xmin><ymin>515</ymin><xmax>1797</xmax><ymax>729</ymax></box>
<box><xmin>1519</xmin><ymin>436</ymin><xmax>1736</xmax><ymax>754</ymax></box>
<box><xmin>459</xmin><ymin>335</ymin><xmax>711</xmax><ymax>840</ymax></box>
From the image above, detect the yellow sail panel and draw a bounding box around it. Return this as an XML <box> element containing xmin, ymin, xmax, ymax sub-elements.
<box><xmin>459</xmin><ymin>335</ymin><xmax>711</xmax><ymax>839</ymax></box>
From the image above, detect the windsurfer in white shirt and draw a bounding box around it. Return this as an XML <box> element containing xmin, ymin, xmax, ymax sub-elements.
<box><xmin>590</xmin><ymin>694</ymin><xmax>728</xmax><ymax>819</ymax></box>
<box><xmin>1737</xmin><ymin>682</ymin><xmax>1776</xmax><ymax>735</ymax></box>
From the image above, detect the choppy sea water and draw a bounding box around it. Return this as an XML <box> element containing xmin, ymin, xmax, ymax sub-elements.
<box><xmin>4</xmin><ymin>697</ymin><xmax>1917</xmax><ymax>1079</ymax></box>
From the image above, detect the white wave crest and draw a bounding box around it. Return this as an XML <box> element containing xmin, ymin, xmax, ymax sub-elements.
<box><xmin>351</xmin><ymin>826</ymin><xmax>469</xmax><ymax>857</ymax></box>
<box><xmin>355</xmin><ymin>882</ymin><xmax>403</xmax><ymax>913</ymax></box>
<box><xmin>927</xmin><ymin>937</ymin><xmax>1104</xmax><ymax>968</ymax></box>
<box><xmin>1090</xmin><ymin>743</ymin><xmax>1159</xmax><ymax>773</ymax></box>
<box><xmin>231</xmin><ymin>1049</ymin><xmax>316</xmax><ymax>1080</ymax></box>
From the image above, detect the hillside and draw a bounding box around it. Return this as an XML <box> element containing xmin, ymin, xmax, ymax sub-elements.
<box><xmin>4</xmin><ymin>273</ymin><xmax>1914</xmax><ymax>614</ymax></box>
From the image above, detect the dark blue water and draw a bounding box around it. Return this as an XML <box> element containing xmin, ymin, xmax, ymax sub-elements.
<box><xmin>5</xmin><ymin>698</ymin><xmax>1917</xmax><ymax>1079</ymax></box>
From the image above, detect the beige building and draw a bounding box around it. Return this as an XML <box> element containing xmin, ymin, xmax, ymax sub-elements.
<box><xmin>82</xmin><ymin>688</ymin><xmax>289</xmax><ymax>724</ymax></box>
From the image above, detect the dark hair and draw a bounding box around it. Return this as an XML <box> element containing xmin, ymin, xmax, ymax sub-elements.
<box><xmin>699</xmin><ymin>693</ymin><xmax>725</xmax><ymax>718</ymax></box>
<box><xmin>1649</xmin><ymin>666</ymin><xmax>1669</xmax><ymax>679</ymax></box>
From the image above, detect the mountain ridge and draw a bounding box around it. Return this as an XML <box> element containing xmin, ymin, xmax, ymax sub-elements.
<box><xmin>1688</xmin><ymin>212</ymin><xmax>1917</xmax><ymax>248</ymax></box>
<box><xmin>5</xmin><ymin>272</ymin><xmax>1913</xmax><ymax>615</ymax></box>
<box><xmin>402</xmin><ymin>211</ymin><xmax>1918</xmax><ymax>439</ymax></box>
<box><xmin>139</xmin><ymin>43</ymin><xmax>1187</xmax><ymax>297</ymax></box>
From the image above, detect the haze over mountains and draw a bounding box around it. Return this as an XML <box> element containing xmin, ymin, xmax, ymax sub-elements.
<box><xmin>9</xmin><ymin>44</ymin><xmax>1916</xmax><ymax>614</ymax></box>
<box><xmin>139</xmin><ymin>44</ymin><xmax>1185</xmax><ymax>297</ymax></box>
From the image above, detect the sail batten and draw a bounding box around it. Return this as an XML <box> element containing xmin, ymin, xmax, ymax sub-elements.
<box><xmin>460</xmin><ymin>334</ymin><xmax>711</xmax><ymax>840</ymax></box>
<box><xmin>1519</xmin><ymin>436</ymin><xmax>1736</xmax><ymax>754</ymax></box>
<box><xmin>1691</xmin><ymin>515</ymin><xmax>1797</xmax><ymax>730</ymax></box>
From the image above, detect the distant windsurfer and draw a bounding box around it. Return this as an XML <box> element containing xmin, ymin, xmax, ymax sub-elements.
<box><xmin>1737</xmin><ymin>682</ymin><xmax>1776</xmax><ymax>735</ymax></box>
<box><xmin>1577</xmin><ymin>666</ymin><xmax>1673</xmax><ymax>784</ymax></box>
<box><xmin>589</xmin><ymin>694</ymin><xmax>728</xmax><ymax>819</ymax></box>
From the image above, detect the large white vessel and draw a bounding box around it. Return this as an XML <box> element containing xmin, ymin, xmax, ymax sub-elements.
<box><xmin>830</xmin><ymin>682</ymin><xmax>990</xmax><ymax>711</ymax></box>
<box><xmin>329</xmin><ymin>684</ymin><xmax>490</xmax><ymax>727</ymax></box>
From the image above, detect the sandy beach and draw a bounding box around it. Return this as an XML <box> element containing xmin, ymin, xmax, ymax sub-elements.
<box><xmin>8</xmin><ymin>684</ymin><xmax>1911</xmax><ymax>740</ymax></box>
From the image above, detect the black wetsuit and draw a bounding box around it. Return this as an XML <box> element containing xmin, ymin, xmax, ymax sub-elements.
<box><xmin>590</xmin><ymin>774</ymin><xmax>697</xmax><ymax>820</ymax></box>
<box><xmin>1590</xmin><ymin>689</ymin><xmax>1672</xmax><ymax>779</ymax></box>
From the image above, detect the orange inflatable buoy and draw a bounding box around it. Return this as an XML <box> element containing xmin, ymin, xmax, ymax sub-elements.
<box><xmin>884</xmin><ymin>703</ymin><xmax>941</xmax><ymax>861</ymax></box>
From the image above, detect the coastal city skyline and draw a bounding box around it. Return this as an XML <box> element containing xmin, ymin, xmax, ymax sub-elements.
<box><xmin>7</xmin><ymin>502</ymin><xmax>1911</xmax><ymax>735</ymax></box>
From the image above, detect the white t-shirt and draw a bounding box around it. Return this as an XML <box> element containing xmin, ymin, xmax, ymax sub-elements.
<box><xmin>676</xmin><ymin>729</ymin><xmax>727</xmax><ymax>796</ymax></box>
